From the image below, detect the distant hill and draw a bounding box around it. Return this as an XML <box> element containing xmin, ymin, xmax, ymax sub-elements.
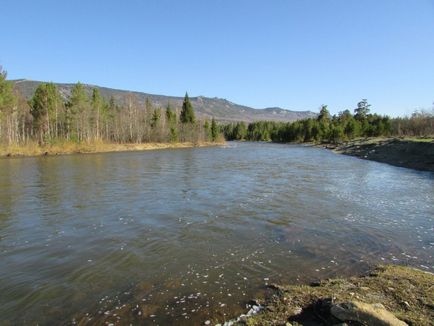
<box><xmin>13</xmin><ymin>79</ymin><xmax>317</xmax><ymax>123</ymax></box>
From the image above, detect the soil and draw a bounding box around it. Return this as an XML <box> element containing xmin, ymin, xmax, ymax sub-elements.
<box><xmin>243</xmin><ymin>265</ymin><xmax>434</xmax><ymax>326</ymax></box>
<box><xmin>329</xmin><ymin>138</ymin><xmax>434</xmax><ymax>172</ymax></box>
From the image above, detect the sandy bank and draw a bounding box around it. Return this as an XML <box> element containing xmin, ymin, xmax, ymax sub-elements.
<box><xmin>327</xmin><ymin>138</ymin><xmax>434</xmax><ymax>172</ymax></box>
<box><xmin>0</xmin><ymin>141</ymin><xmax>225</xmax><ymax>158</ymax></box>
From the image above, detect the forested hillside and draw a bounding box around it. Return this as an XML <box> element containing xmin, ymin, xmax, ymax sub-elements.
<box><xmin>14</xmin><ymin>79</ymin><xmax>316</xmax><ymax>123</ymax></box>
<box><xmin>0</xmin><ymin>68</ymin><xmax>220</xmax><ymax>146</ymax></box>
<box><xmin>1</xmin><ymin>67</ymin><xmax>432</xmax><ymax>149</ymax></box>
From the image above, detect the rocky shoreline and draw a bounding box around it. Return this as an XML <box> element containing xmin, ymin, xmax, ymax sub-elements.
<box><xmin>232</xmin><ymin>265</ymin><xmax>433</xmax><ymax>326</ymax></box>
<box><xmin>326</xmin><ymin>138</ymin><xmax>434</xmax><ymax>172</ymax></box>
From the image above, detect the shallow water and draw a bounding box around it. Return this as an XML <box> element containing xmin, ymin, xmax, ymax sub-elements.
<box><xmin>0</xmin><ymin>142</ymin><xmax>433</xmax><ymax>325</ymax></box>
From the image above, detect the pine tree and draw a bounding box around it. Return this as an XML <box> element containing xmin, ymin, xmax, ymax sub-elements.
<box><xmin>211</xmin><ymin>117</ymin><xmax>218</xmax><ymax>141</ymax></box>
<box><xmin>234</xmin><ymin>122</ymin><xmax>247</xmax><ymax>140</ymax></box>
<box><xmin>0</xmin><ymin>68</ymin><xmax>15</xmax><ymax>116</ymax></box>
<box><xmin>165</xmin><ymin>102</ymin><xmax>176</xmax><ymax>124</ymax></box>
<box><xmin>30</xmin><ymin>82</ymin><xmax>61</xmax><ymax>143</ymax></box>
<box><xmin>0</xmin><ymin>67</ymin><xmax>18</xmax><ymax>144</ymax></box>
<box><xmin>317</xmin><ymin>105</ymin><xmax>331</xmax><ymax>123</ymax></box>
<box><xmin>67</xmin><ymin>82</ymin><xmax>90</xmax><ymax>141</ymax></box>
<box><xmin>354</xmin><ymin>99</ymin><xmax>371</xmax><ymax>120</ymax></box>
<box><xmin>169</xmin><ymin>127</ymin><xmax>178</xmax><ymax>142</ymax></box>
<box><xmin>204</xmin><ymin>120</ymin><xmax>210</xmax><ymax>140</ymax></box>
<box><xmin>91</xmin><ymin>88</ymin><xmax>103</xmax><ymax>140</ymax></box>
<box><xmin>180</xmin><ymin>92</ymin><xmax>195</xmax><ymax>124</ymax></box>
<box><xmin>151</xmin><ymin>109</ymin><xmax>160</xmax><ymax>128</ymax></box>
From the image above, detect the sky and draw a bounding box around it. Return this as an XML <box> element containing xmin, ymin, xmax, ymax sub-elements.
<box><xmin>1</xmin><ymin>0</ymin><xmax>434</xmax><ymax>116</ymax></box>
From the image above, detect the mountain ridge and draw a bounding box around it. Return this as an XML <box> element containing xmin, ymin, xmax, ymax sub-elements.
<box><xmin>13</xmin><ymin>79</ymin><xmax>317</xmax><ymax>123</ymax></box>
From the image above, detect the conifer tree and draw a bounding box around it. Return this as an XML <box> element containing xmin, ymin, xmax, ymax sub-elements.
<box><xmin>0</xmin><ymin>68</ymin><xmax>15</xmax><ymax>117</ymax></box>
<box><xmin>204</xmin><ymin>120</ymin><xmax>210</xmax><ymax>140</ymax></box>
<box><xmin>0</xmin><ymin>67</ymin><xmax>17</xmax><ymax>144</ymax></box>
<box><xmin>151</xmin><ymin>109</ymin><xmax>160</xmax><ymax>128</ymax></box>
<box><xmin>67</xmin><ymin>82</ymin><xmax>90</xmax><ymax>141</ymax></box>
<box><xmin>91</xmin><ymin>88</ymin><xmax>103</xmax><ymax>140</ymax></box>
<box><xmin>317</xmin><ymin>105</ymin><xmax>331</xmax><ymax>123</ymax></box>
<box><xmin>354</xmin><ymin>99</ymin><xmax>371</xmax><ymax>120</ymax></box>
<box><xmin>180</xmin><ymin>92</ymin><xmax>195</xmax><ymax>124</ymax></box>
<box><xmin>165</xmin><ymin>102</ymin><xmax>176</xmax><ymax>124</ymax></box>
<box><xmin>211</xmin><ymin>117</ymin><xmax>218</xmax><ymax>141</ymax></box>
<box><xmin>30</xmin><ymin>82</ymin><xmax>61</xmax><ymax>143</ymax></box>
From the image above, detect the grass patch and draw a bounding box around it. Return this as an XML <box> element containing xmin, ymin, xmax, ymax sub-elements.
<box><xmin>0</xmin><ymin>140</ymin><xmax>224</xmax><ymax>158</ymax></box>
<box><xmin>245</xmin><ymin>265</ymin><xmax>434</xmax><ymax>326</ymax></box>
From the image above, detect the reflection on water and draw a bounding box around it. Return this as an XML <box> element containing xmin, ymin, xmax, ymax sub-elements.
<box><xmin>0</xmin><ymin>142</ymin><xmax>433</xmax><ymax>325</ymax></box>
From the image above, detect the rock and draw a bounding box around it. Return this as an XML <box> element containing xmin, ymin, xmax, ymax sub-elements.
<box><xmin>236</xmin><ymin>314</ymin><xmax>247</xmax><ymax>322</ymax></box>
<box><xmin>401</xmin><ymin>301</ymin><xmax>410</xmax><ymax>309</ymax></box>
<box><xmin>268</xmin><ymin>283</ymin><xmax>280</xmax><ymax>290</ymax></box>
<box><xmin>246</xmin><ymin>304</ymin><xmax>262</xmax><ymax>316</ymax></box>
<box><xmin>331</xmin><ymin>301</ymin><xmax>407</xmax><ymax>326</ymax></box>
<box><xmin>310</xmin><ymin>281</ymin><xmax>321</xmax><ymax>287</ymax></box>
<box><xmin>292</xmin><ymin>306</ymin><xmax>302</xmax><ymax>315</ymax></box>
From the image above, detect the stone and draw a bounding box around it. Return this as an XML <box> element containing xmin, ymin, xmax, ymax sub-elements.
<box><xmin>310</xmin><ymin>281</ymin><xmax>321</xmax><ymax>287</ymax></box>
<box><xmin>292</xmin><ymin>306</ymin><xmax>302</xmax><ymax>315</ymax></box>
<box><xmin>331</xmin><ymin>301</ymin><xmax>407</xmax><ymax>326</ymax></box>
<box><xmin>236</xmin><ymin>314</ymin><xmax>247</xmax><ymax>322</ymax></box>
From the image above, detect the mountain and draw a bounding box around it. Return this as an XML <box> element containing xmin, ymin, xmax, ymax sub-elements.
<box><xmin>13</xmin><ymin>79</ymin><xmax>317</xmax><ymax>123</ymax></box>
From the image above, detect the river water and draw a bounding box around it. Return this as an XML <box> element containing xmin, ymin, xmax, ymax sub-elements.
<box><xmin>0</xmin><ymin>142</ymin><xmax>433</xmax><ymax>325</ymax></box>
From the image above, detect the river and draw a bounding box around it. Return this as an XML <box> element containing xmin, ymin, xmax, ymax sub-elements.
<box><xmin>0</xmin><ymin>142</ymin><xmax>433</xmax><ymax>325</ymax></box>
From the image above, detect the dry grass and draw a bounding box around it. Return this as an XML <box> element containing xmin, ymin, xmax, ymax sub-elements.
<box><xmin>246</xmin><ymin>265</ymin><xmax>434</xmax><ymax>326</ymax></box>
<box><xmin>0</xmin><ymin>140</ymin><xmax>225</xmax><ymax>158</ymax></box>
<box><xmin>329</xmin><ymin>137</ymin><xmax>434</xmax><ymax>172</ymax></box>
<box><xmin>349</xmin><ymin>136</ymin><xmax>434</xmax><ymax>144</ymax></box>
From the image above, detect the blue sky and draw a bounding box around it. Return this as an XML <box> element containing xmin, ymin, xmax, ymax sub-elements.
<box><xmin>1</xmin><ymin>0</ymin><xmax>433</xmax><ymax>116</ymax></box>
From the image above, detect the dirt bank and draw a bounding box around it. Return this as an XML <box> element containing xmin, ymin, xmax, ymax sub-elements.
<box><xmin>0</xmin><ymin>141</ymin><xmax>224</xmax><ymax>158</ymax></box>
<box><xmin>328</xmin><ymin>138</ymin><xmax>434</xmax><ymax>172</ymax></box>
<box><xmin>243</xmin><ymin>265</ymin><xmax>434</xmax><ymax>326</ymax></box>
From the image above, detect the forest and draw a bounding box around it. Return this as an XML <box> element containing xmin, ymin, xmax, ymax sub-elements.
<box><xmin>223</xmin><ymin>101</ymin><xmax>434</xmax><ymax>143</ymax></box>
<box><xmin>0</xmin><ymin>67</ymin><xmax>220</xmax><ymax>147</ymax></box>
<box><xmin>1</xmin><ymin>66</ymin><xmax>433</xmax><ymax>150</ymax></box>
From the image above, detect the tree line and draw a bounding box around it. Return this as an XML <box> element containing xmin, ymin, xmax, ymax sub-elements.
<box><xmin>223</xmin><ymin>100</ymin><xmax>434</xmax><ymax>143</ymax></box>
<box><xmin>0</xmin><ymin>67</ymin><xmax>220</xmax><ymax>146</ymax></box>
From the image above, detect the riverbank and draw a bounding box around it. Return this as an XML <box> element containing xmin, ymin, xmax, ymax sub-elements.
<box><xmin>0</xmin><ymin>140</ymin><xmax>225</xmax><ymax>158</ymax></box>
<box><xmin>324</xmin><ymin>137</ymin><xmax>434</xmax><ymax>172</ymax></box>
<box><xmin>237</xmin><ymin>265</ymin><xmax>433</xmax><ymax>326</ymax></box>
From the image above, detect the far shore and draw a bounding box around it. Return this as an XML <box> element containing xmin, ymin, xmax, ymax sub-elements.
<box><xmin>3</xmin><ymin>138</ymin><xmax>433</xmax><ymax>173</ymax></box>
<box><xmin>319</xmin><ymin>137</ymin><xmax>434</xmax><ymax>172</ymax></box>
<box><xmin>0</xmin><ymin>141</ymin><xmax>225</xmax><ymax>158</ymax></box>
